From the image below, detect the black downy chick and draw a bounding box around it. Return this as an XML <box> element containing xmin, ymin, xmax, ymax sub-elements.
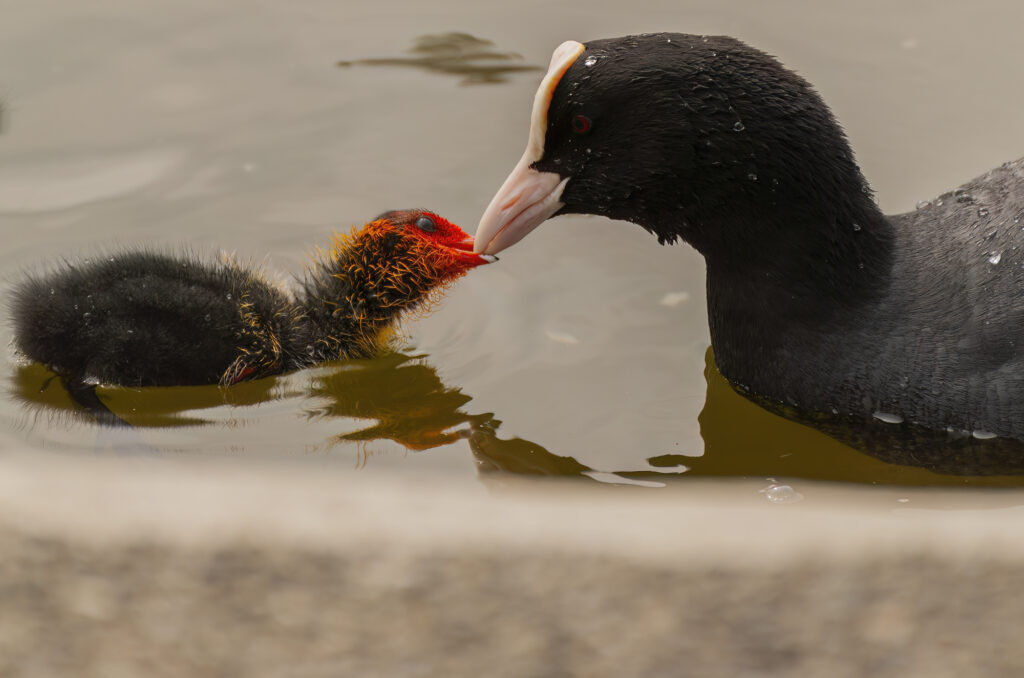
<box><xmin>11</xmin><ymin>210</ymin><xmax>492</xmax><ymax>420</ymax></box>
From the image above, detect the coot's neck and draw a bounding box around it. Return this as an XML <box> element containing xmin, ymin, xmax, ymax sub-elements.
<box><xmin>697</xmin><ymin>194</ymin><xmax>895</xmax><ymax>397</ymax></box>
<box><xmin>698</xmin><ymin>190</ymin><xmax>896</xmax><ymax>305</ymax></box>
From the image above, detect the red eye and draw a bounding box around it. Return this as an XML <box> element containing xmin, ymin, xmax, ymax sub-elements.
<box><xmin>571</xmin><ymin>114</ymin><xmax>592</xmax><ymax>134</ymax></box>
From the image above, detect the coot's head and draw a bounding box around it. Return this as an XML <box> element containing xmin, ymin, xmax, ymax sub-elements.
<box><xmin>475</xmin><ymin>33</ymin><xmax>877</xmax><ymax>259</ymax></box>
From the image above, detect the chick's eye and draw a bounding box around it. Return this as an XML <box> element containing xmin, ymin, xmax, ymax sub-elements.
<box><xmin>571</xmin><ymin>114</ymin><xmax>592</xmax><ymax>134</ymax></box>
<box><xmin>414</xmin><ymin>215</ymin><xmax>436</xmax><ymax>232</ymax></box>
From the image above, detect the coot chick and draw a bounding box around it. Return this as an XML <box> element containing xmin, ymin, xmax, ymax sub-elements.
<box><xmin>295</xmin><ymin>209</ymin><xmax>492</xmax><ymax>367</ymax></box>
<box><xmin>475</xmin><ymin>34</ymin><xmax>1024</xmax><ymax>440</ymax></box>
<box><xmin>12</xmin><ymin>210</ymin><xmax>492</xmax><ymax>389</ymax></box>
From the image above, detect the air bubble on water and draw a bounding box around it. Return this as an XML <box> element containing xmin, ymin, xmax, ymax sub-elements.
<box><xmin>659</xmin><ymin>291</ymin><xmax>691</xmax><ymax>307</ymax></box>
<box><xmin>545</xmin><ymin>329</ymin><xmax>579</xmax><ymax>345</ymax></box>
<box><xmin>733</xmin><ymin>122</ymin><xmax>745</xmax><ymax>132</ymax></box>
<box><xmin>972</xmin><ymin>430</ymin><xmax>998</xmax><ymax>440</ymax></box>
<box><xmin>584</xmin><ymin>56</ymin><xmax>598</xmax><ymax>67</ymax></box>
<box><xmin>759</xmin><ymin>481</ymin><xmax>804</xmax><ymax>504</ymax></box>
<box><xmin>873</xmin><ymin>411</ymin><xmax>904</xmax><ymax>424</ymax></box>
<box><xmin>916</xmin><ymin>200</ymin><xmax>931</xmax><ymax>210</ymax></box>
<box><xmin>852</xmin><ymin>223</ymin><xmax>862</xmax><ymax>231</ymax></box>
<box><xmin>988</xmin><ymin>252</ymin><xmax>1002</xmax><ymax>265</ymax></box>
<box><xmin>978</xmin><ymin>207</ymin><xmax>990</xmax><ymax>217</ymax></box>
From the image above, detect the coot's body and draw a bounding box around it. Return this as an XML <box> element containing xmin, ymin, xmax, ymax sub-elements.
<box><xmin>474</xmin><ymin>33</ymin><xmax>1024</xmax><ymax>439</ymax></box>
<box><xmin>718</xmin><ymin>160</ymin><xmax>1024</xmax><ymax>436</ymax></box>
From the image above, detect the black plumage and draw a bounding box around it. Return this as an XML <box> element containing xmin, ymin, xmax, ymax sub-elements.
<box><xmin>476</xmin><ymin>33</ymin><xmax>1024</xmax><ymax>439</ymax></box>
<box><xmin>13</xmin><ymin>252</ymin><xmax>300</xmax><ymax>388</ymax></box>
<box><xmin>11</xmin><ymin>210</ymin><xmax>490</xmax><ymax>394</ymax></box>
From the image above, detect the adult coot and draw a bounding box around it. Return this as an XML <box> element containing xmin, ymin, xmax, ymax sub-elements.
<box><xmin>13</xmin><ymin>210</ymin><xmax>492</xmax><ymax>389</ymax></box>
<box><xmin>475</xmin><ymin>34</ymin><xmax>1024</xmax><ymax>439</ymax></box>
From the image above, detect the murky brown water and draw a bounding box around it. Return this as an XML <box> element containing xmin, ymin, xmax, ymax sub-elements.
<box><xmin>3</xmin><ymin>0</ymin><xmax>1024</xmax><ymax>496</ymax></box>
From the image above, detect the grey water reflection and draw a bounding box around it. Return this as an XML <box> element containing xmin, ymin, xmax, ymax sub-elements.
<box><xmin>337</xmin><ymin>32</ymin><xmax>542</xmax><ymax>85</ymax></box>
<box><xmin>12</xmin><ymin>351</ymin><xmax>1024</xmax><ymax>487</ymax></box>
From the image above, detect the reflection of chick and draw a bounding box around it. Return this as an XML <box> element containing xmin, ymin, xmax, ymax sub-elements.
<box><xmin>12</xmin><ymin>210</ymin><xmax>492</xmax><ymax>388</ymax></box>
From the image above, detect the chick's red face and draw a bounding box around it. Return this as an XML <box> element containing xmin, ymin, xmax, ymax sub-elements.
<box><xmin>376</xmin><ymin>209</ymin><xmax>496</xmax><ymax>273</ymax></box>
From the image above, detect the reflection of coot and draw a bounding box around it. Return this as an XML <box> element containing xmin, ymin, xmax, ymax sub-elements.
<box><xmin>475</xmin><ymin>33</ymin><xmax>1024</xmax><ymax>443</ymax></box>
<box><xmin>696</xmin><ymin>349</ymin><xmax>1024</xmax><ymax>484</ymax></box>
<box><xmin>11</xmin><ymin>211</ymin><xmax>491</xmax><ymax>423</ymax></box>
<box><xmin>13</xmin><ymin>342</ymin><xmax>1024</xmax><ymax>482</ymax></box>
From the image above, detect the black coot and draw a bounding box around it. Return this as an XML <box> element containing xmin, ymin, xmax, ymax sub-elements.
<box><xmin>475</xmin><ymin>34</ymin><xmax>1024</xmax><ymax>440</ymax></box>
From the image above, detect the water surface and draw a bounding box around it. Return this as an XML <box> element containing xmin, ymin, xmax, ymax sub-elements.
<box><xmin>3</xmin><ymin>0</ymin><xmax>1024</xmax><ymax>499</ymax></box>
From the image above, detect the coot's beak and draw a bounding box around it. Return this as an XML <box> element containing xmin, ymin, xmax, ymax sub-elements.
<box><xmin>474</xmin><ymin>40</ymin><xmax>585</xmax><ymax>255</ymax></box>
<box><xmin>474</xmin><ymin>158</ymin><xmax>568</xmax><ymax>255</ymax></box>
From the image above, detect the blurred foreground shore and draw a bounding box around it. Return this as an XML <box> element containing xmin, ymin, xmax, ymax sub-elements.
<box><xmin>2</xmin><ymin>450</ymin><xmax>1023</xmax><ymax>677</ymax></box>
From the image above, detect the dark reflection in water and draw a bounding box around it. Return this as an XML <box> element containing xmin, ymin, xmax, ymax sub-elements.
<box><xmin>12</xmin><ymin>362</ymin><xmax>278</xmax><ymax>428</ymax></box>
<box><xmin>11</xmin><ymin>350</ymin><xmax>1024</xmax><ymax>486</ymax></box>
<box><xmin>337</xmin><ymin>32</ymin><xmax>542</xmax><ymax>85</ymax></box>
<box><xmin>304</xmin><ymin>352</ymin><xmax>489</xmax><ymax>450</ymax></box>
<box><xmin>684</xmin><ymin>349</ymin><xmax>1024</xmax><ymax>486</ymax></box>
